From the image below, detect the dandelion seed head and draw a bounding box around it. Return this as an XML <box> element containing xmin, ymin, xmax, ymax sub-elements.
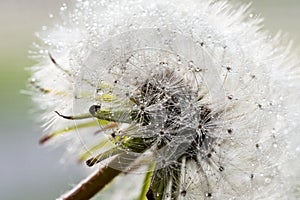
<box><xmin>29</xmin><ymin>0</ymin><xmax>300</xmax><ymax>199</ymax></box>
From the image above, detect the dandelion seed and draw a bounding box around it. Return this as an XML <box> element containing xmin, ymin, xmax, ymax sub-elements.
<box><xmin>29</xmin><ymin>0</ymin><xmax>300</xmax><ymax>199</ymax></box>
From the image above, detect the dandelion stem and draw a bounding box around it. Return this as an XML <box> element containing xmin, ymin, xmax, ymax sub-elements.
<box><xmin>59</xmin><ymin>156</ymin><xmax>127</xmax><ymax>200</ymax></box>
<box><xmin>138</xmin><ymin>162</ymin><xmax>156</xmax><ymax>200</ymax></box>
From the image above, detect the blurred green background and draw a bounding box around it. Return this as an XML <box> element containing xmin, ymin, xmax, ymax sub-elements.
<box><xmin>0</xmin><ymin>0</ymin><xmax>299</xmax><ymax>199</ymax></box>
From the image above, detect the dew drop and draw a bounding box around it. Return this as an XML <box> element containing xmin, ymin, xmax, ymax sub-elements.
<box><xmin>176</xmin><ymin>55</ymin><xmax>182</xmax><ymax>65</ymax></box>
<box><xmin>188</xmin><ymin>61</ymin><xmax>195</xmax><ymax>71</ymax></box>
<box><xmin>180</xmin><ymin>190</ymin><xmax>187</xmax><ymax>197</ymax></box>
<box><xmin>96</xmin><ymin>89</ymin><xmax>103</xmax><ymax>95</ymax></box>
<box><xmin>265</xmin><ymin>177</ymin><xmax>271</xmax><ymax>184</ymax></box>
<box><xmin>219</xmin><ymin>166</ymin><xmax>224</xmax><ymax>172</ymax></box>
<box><xmin>195</xmin><ymin>67</ymin><xmax>202</xmax><ymax>72</ymax></box>
<box><xmin>188</xmin><ymin>60</ymin><xmax>194</xmax><ymax>67</ymax></box>
<box><xmin>206</xmin><ymin>192</ymin><xmax>212</xmax><ymax>197</ymax></box>
<box><xmin>30</xmin><ymin>78</ymin><xmax>36</xmax><ymax>83</ymax></box>
<box><xmin>60</xmin><ymin>3</ymin><xmax>67</xmax><ymax>11</ymax></box>
<box><xmin>196</xmin><ymin>41</ymin><xmax>205</xmax><ymax>46</ymax></box>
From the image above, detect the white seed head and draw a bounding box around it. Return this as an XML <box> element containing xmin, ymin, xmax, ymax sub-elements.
<box><xmin>29</xmin><ymin>0</ymin><xmax>300</xmax><ymax>199</ymax></box>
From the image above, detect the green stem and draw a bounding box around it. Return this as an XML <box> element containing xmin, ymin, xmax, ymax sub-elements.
<box><xmin>138</xmin><ymin>162</ymin><xmax>156</xmax><ymax>200</ymax></box>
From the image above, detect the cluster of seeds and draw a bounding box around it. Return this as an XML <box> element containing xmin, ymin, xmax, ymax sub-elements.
<box><xmin>30</xmin><ymin>0</ymin><xmax>300</xmax><ymax>199</ymax></box>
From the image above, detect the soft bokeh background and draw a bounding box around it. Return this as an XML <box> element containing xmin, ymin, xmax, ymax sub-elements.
<box><xmin>0</xmin><ymin>0</ymin><xmax>299</xmax><ymax>199</ymax></box>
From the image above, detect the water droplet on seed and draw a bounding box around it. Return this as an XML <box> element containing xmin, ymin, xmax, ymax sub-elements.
<box><xmin>265</xmin><ymin>178</ymin><xmax>271</xmax><ymax>184</ymax></box>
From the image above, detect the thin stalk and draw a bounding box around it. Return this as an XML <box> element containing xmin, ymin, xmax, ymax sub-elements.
<box><xmin>59</xmin><ymin>154</ymin><xmax>136</xmax><ymax>200</ymax></box>
<box><xmin>138</xmin><ymin>162</ymin><xmax>156</xmax><ymax>200</ymax></box>
<box><xmin>59</xmin><ymin>158</ymin><xmax>121</xmax><ymax>200</ymax></box>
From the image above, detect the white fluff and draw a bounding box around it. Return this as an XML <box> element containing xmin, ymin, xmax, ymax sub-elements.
<box><xmin>30</xmin><ymin>0</ymin><xmax>300</xmax><ymax>199</ymax></box>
